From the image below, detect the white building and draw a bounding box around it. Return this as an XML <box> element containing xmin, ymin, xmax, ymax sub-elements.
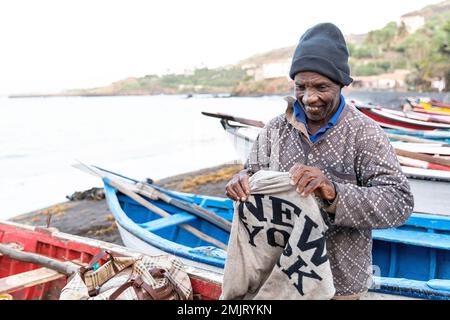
<box><xmin>253</xmin><ymin>61</ymin><xmax>290</xmax><ymax>81</ymax></box>
<box><xmin>431</xmin><ymin>78</ymin><xmax>446</xmax><ymax>92</ymax></box>
<box><xmin>399</xmin><ymin>15</ymin><xmax>425</xmax><ymax>33</ymax></box>
<box><xmin>351</xmin><ymin>70</ymin><xmax>410</xmax><ymax>90</ymax></box>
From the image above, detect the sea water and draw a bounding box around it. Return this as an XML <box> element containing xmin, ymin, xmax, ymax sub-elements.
<box><xmin>1</xmin><ymin>91</ymin><xmax>448</xmax><ymax>219</ymax></box>
<box><xmin>0</xmin><ymin>94</ymin><xmax>286</xmax><ymax>219</ymax></box>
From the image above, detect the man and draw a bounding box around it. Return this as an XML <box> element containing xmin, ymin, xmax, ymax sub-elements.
<box><xmin>225</xmin><ymin>22</ymin><xmax>414</xmax><ymax>299</ymax></box>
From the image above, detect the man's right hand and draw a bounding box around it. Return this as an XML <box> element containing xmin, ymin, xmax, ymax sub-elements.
<box><xmin>225</xmin><ymin>170</ymin><xmax>250</xmax><ymax>202</ymax></box>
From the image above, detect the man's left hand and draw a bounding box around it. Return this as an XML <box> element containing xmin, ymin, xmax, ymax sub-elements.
<box><xmin>289</xmin><ymin>163</ymin><xmax>336</xmax><ymax>201</ymax></box>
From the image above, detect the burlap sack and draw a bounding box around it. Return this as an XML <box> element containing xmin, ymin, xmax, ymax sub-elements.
<box><xmin>221</xmin><ymin>170</ymin><xmax>335</xmax><ymax>300</ymax></box>
<box><xmin>60</xmin><ymin>252</ymin><xmax>193</xmax><ymax>300</ymax></box>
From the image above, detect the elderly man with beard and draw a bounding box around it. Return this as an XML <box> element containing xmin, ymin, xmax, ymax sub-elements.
<box><xmin>225</xmin><ymin>22</ymin><xmax>414</xmax><ymax>299</ymax></box>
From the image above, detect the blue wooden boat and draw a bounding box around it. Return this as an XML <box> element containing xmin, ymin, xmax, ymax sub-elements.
<box><xmin>103</xmin><ymin>180</ymin><xmax>450</xmax><ymax>299</ymax></box>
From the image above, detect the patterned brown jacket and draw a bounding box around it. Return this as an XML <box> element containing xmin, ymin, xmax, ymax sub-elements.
<box><xmin>245</xmin><ymin>96</ymin><xmax>414</xmax><ymax>296</ymax></box>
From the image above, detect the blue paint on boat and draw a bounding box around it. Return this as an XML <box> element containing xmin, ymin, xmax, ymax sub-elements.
<box><xmin>384</xmin><ymin>128</ymin><xmax>450</xmax><ymax>144</ymax></box>
<box><xmin>103</xmin><ymin>181</ymin><xmax>231</xmax><ymax>268</ymax></box>
<box><xmin>372</xmin><ymin>213</ymin><xmax>450</xmax><ymax>287</ymax></box>
<box><xmin>372</xmin><ymin>277</ymin><xmax>450</xmax><ymax>300</ymax></box>
<box><xmin>104</xmin><ymin>180</ymin><xmax>450</xmax><ymax>299</ymax></box>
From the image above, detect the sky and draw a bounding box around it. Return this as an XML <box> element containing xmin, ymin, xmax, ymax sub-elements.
<box><xmin>0</xmin><ymin>0</ymin><xmax>444</xmax><ymax>95</ymax></box>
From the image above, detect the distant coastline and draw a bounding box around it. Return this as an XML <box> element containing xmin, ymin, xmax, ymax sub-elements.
<box><xmin>8</xmin><ymin>88</ymin><xmax>449</xmax><ymax>102</ymax></box>
<box><xmin>6</xmin><ymin>90</ymin><xmax>450</xmax><ymax>110</ymax></box>
<box><xmin>7</xmin><ymin>91</ymin><xmax>287</xmax><ymax>99</ymax></box>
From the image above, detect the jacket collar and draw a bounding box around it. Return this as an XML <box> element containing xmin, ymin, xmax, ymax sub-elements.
<box><xmin>284</xmin><ymin>96</ymin><xmax>350</xmax><ymax>144</ymax></box>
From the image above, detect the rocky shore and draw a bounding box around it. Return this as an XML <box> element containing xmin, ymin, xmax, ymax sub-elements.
<box><xmin>9</xmin><ymin>163</ymin><xmax>243</xmax><ymax>245</ymax></box>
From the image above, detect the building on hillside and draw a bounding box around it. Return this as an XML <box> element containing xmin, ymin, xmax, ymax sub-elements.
<box><xmin>241</xmin><ymin>63</ymin><xmax>257</xmax><ymax>78</ymax></box>
<box><xmin>350</xmin><ymin>70</ymin><xmax>410</xmax><ymax>91</ymax></box>
<box><xmin>246</xmin><ymin>61</ymin><xmax>290</xmax><ymax>81</ymax></box>
<box><xmin>431</xmin><ymin>77</ymin><xmax>446</xmax><ymax>92</ymax></box>
<box><xmin>398</xmin><ymin>14</ymin><xmax>425</xmax><ymax>33</ymax></box>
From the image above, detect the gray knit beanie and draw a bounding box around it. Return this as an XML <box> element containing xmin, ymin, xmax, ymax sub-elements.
<box><xmin>289</xmin><ymin>23</ymin><xmax>353</xmax><ymax>86</ymax></box>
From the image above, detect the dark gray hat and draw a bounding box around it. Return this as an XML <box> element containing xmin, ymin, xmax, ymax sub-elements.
<box><xmin>289</xmin><ymin>23</ymin><xmax>353</xmax><ymax>86</ymax></box>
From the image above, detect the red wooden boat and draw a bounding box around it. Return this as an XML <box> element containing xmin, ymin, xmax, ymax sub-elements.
<box><xmin>355</xmin><ymin>104</ymin><xmax>450</xmax><ymax>131</ymax></box>
<box><xmin>0</xmin><ymin>221</ymin><xmax>222</xmax><ymax>300</ymax></box>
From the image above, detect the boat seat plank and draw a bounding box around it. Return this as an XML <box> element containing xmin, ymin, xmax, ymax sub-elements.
<box><xmin>373</xmin><ymin>228</ymin><xmax>450</xmax><ymax>250</ymax></box>
<box><xmin>0</xmin><ymin>267</ymin><xmax>65</xmax><ymax>294</ymax></box>
<box><xmin>139</xmin><ymin>212</ymin><xmax>197</xmax><ymax>231</ymax></box>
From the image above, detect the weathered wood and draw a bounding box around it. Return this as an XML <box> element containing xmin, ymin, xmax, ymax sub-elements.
<box><xmin>106</xmin><ymin>179</ymin><xmax>228</xmax><ymax>251</ymax></box>
<box><xmin>74</xmin><ymin>161</ymin><xmax>228</xmax><ymax>249</ymax></box>
<box><xmin>392</xmin><ymin>142</ymin><xmax>450</xmax><ymax>156</ymax></box>
<box><xmin>0</xmin><ymin>244</ymin><xmax>79</xmax><ymax>276</ymax></box>
<box><xmin>201</xmin><ymin>111</ymin><xmax>265</xmax><ymax>128</ymax></box>
<box><xmin>0</xmin><ymin>267</ymin><xmax>65</xmax><ymax>294</ymax></box>
<box><xmin>135</xmin><ymin>182</ymin><xmax>232</xmax><ymax>232</ymax></box>
<box><xmin>395</xmin><ymin>148</ymin><xmax>450</xmax><ymax>168</ymax></box>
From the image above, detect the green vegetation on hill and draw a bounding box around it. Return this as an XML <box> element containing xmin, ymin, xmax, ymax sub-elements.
<box><xmin>403</xmin><ymin>14</ymin><xmax>450</xmax><ymax>89</ymax></box>
<box><xmin>156</xmin><ymin>67</ymin><xmax>248</xmax><ymax>91</ymax></box>
<box><xmin>70</xmin><ymin>67</ymin><xmax>248</xmax><ymax>96</ymax></box>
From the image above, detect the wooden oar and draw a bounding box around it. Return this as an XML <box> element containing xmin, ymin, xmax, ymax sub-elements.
<box><xmin>134</xmin><ymin>182</ymin><xmax>232</xmax><ymax>232</ymax></box>
<box><xmin>73</xmin><ymin>161</ymin><xmax>228</xmax><ymax>249</ymax></box>
<box><xmin>0</xmin><ymin>244</ymin><xmax>79</xmax><ymax>276</ymax></box>
<box><xmin>104</xmin><ymin>178</ymin><xmax>228</xmax><ymax>251</ymax></box>
<box><xmin>398</xmin><ymin>156</ymin><xmax>450</xmax><ymax>172</ymax></box>
<box><xmin>201</xmin><ymin>111</ymin><xmax>265</xmax><ymax>128</ymax></box>
<box><xmin>85</xmin><ymin>163</ymin><xmax>232</xmax><ymax>232</ymax></box>
<box><xmin>395</xmin><ymin>148</ymin><xmax>450</xmax><ymax>169</ymax></box>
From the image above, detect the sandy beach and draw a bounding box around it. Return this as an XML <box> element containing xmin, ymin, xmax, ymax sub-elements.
<box><xmin>8</xmin><ymin>163</ymin><xmax>243</xmax><ymax>245</ymax></box>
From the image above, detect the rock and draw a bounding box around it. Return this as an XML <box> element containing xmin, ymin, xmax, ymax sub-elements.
<box><xmin>66</xmin><ymin>187</ymin><xmax>105</xmax><ymax>201</ymax></box>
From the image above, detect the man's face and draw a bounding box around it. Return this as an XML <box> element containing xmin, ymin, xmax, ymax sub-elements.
<box><xmin>294</xmin><ymin>72</ymin><xmax>341</xmax><ymax>123</ymax></box>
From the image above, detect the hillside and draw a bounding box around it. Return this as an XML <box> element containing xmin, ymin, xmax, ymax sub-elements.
<box><xmin>237</xmin><ymin>47</ymin><xmax>294</xmax><ymax>67</ymax></box>
<box><xmin>63</xmin><ymin>67</ymin><xmax>248</xmax><ymax>97</ymax></box>
<box><xmin>402</xmin><ymin>0</ymin><xmax>450</xmax><ymax>19</ymax></box>
<box><xmin>60</xmin><ymin>0</ymin><xmax>449</xmax><ymax>97</ymax></box>
<box><xmin>348</xmin><ymin>0</ymin><xmax>450</xmax><ymax>91</ymax></box>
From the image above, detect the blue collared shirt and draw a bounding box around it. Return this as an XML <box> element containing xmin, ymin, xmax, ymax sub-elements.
<box><xmin>293</xmin><ymin>95</ymin><xmax>346</xmax><ymax>143</ymax></box>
